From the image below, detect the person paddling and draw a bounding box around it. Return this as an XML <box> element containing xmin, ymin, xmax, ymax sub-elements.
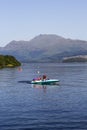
<box><xmin>42</xmin><ymin>75</ymin><xmax>47</xmax><ymax>80</ymax></box>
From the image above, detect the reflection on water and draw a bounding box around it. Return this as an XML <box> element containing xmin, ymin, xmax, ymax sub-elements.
<box><xmin>32</xmin><ymin>84</ymin><xmax>60</xmax><ymax>93</ymax></box>
<box><xmin>32</xmin><ymin>84</ymin><xmax>47</xmax><ymax>92</ymax></box>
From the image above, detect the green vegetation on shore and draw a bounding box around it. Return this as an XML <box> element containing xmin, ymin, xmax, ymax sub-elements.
<box><xmin>0</xmin><ymin>55</ymin><xmax>21</xmax><ymax>68</ymax></box>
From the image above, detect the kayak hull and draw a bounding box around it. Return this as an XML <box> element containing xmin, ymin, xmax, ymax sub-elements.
<box><xmin>31</xmin><ymin>79</ymin><xmax>59</xmax><ymax>85</ymax></box>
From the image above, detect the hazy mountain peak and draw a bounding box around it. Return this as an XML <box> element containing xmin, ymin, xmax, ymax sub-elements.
<box><xmin>32</xmin><ymin>34</ymin><xmax>65</xmax><ymax>41</ymax></box>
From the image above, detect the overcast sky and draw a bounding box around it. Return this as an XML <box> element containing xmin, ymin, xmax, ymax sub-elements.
<box><xmin>0</xmin><ymin>0</ymin><xmax>87</xmax><ymax>46</ymax></box>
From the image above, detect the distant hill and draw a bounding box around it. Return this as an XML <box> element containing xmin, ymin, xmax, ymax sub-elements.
<box><xmin>63</xmin><ymin>55</ymin><xmax>87</xmax><ymax>62</ymax></box>
<box><xmin>0</xmin><ymin>34</ymin><xmax>87</xmax><ymax>62</ymax></box>
<box><xmin>0</xmin><ymin>55</ymin><xmax>21</xmax><ymax>68</ymax></box>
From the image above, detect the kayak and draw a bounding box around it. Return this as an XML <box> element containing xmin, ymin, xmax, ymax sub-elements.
<box><xmin>31</xmin><ymin>79</ymin><xmax>59</xmax><ymax>85</ymax></box>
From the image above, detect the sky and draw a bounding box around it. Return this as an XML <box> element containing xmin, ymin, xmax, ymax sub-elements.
<box><xmin>0</xmin><ymin>0</ymin><xmax>87</xmax><ymax>46</ymax></box>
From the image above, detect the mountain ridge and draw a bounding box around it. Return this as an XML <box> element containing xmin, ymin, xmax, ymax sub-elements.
<box><xmin>0</xmin><ymin>34</ymin><xmax>87</xmax><ymax>62</ymax></box>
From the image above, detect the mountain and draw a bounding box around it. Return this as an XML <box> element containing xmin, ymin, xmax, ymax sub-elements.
<box><xmin>0</xmin><ymin>34</ymin><xmax>87</xmax><ymax>62</ymax></box>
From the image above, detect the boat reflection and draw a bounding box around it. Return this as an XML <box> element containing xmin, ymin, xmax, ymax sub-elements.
<box><xmin>32</xmin><ymin>84</ymin><xmax>47</xmax><ymax>92</ymax></box>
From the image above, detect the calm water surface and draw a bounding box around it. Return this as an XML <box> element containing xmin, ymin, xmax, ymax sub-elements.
<box><xmin>0</xmin><ymin>63</ymin><xmax>87</xmax><ymax>130</ymax></box>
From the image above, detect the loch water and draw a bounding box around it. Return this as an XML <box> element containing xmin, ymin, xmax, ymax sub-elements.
<box><xmin>0</xmin><ymin>63</ymin><xmax>87</xmax><ymax>130</ymax></box>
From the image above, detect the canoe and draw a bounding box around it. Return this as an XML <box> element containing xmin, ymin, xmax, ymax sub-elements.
<box><xmin>31</xmin><ymin>79</ymin><xmax>59</xmax><ymax>85</ymax></box>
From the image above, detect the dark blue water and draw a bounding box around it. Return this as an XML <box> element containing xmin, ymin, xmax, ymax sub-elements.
<box><xmin>0</xmin><ymin>63</ymin><xmax>87</xmax><ymax>130</ymax></box>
